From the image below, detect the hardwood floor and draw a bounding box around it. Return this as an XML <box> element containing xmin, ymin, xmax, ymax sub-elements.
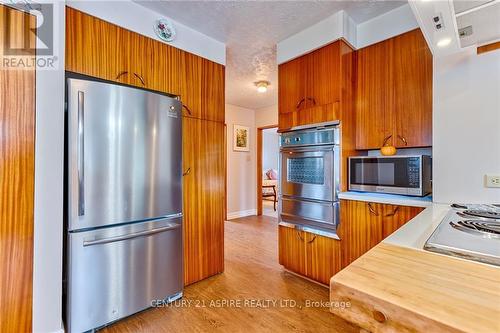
<box><xmin>101</xmin><ymin>215</ymin><xmax>356</xmax><ymax>333</ymax></box>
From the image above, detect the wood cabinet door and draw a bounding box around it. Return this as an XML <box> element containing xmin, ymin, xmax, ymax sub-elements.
<box><xmin>201</xmin><ymin>58</ymin><xmax>225</xmax><ymax>122</ymax></box>
<box><xmin>305</xmin><ymin>232</ymin><xmax>341</xmax><ymax>285</ymax></box>
<box><xmin>66</xmin><ymin>7</ymin><xmax>129</xmax><ymax>82</ymax></box>
<box><xmin>278</xmin><ymin>56</ymin><xmax>306</xmax><ymax>115</ymax></box>
<box><xmin>182</xmin><ymin>117</ymin><xmax>225</xmax><ymax>286</ymax></box>
<box><xmin>180</xmin><ymin>52</ymin><xmax>203</xmax><ymax>118</ymax></box>
<box><xmin>339</xmin><ymin>200</ymin><xmax>384</xmax><ymax>267</ymax></box>
<box><xmin>278</xmin><ymin>226</ymin><xmax>307</xmax><ymax>276</ymax></box>
<box><xmin>382</xmin><ymin>204</ymin><xmax>424</xmax><ymax>238</ymax></box>
<box><xmin>393</xmin><ymin>29</ymin><xmax>432</xmax><ymax>148</ymax></box>
<box><xmin>305</xmin><ymin>41</ymin><xmax>341</xmax><ymax>110</ymax></box>
<box><xmin>355</xmin><ymin>40</ymin><xmax>394</xmax><ymax>150</ymax></box>
<box><xmin>1</xmin><ymin>5</ymin><xmax>36</xmax><ymax>332</ymax></box>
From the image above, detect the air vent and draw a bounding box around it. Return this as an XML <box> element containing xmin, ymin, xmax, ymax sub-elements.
<box><xmin>458</xmin><ymin>25</ymin><xmax>473</xmax><ymax>38</ymax></box>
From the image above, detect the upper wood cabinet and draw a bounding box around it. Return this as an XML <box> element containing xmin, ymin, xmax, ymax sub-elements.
<box><xmin>278</xmin><ymin>40</ymin><xmax>352</xmax><ymax>130</ymax></box>
<box><xmin>355</xmin><ymin>40</ymin><xmax>394</xmax><ymax>149</ymax></box>
<box><xmin>355</xmin><ymin>29</ymin><xmax>432</xmax><ymax>149</ymax></box>
<box><xmin>183</xmin><ymin>117</ymin><xmax>225</xmax><ymax>285</ymax></box>
<box><xmin>392</xmin><ymin>30</ymin><xmax>433</xmax><ymax>148</ymax></box>
<box><xmin>339</xmin><ymin>199</ymin><xmax>424</xmax><ymax>267</ymax></box>
<box><xmin>66</xmin><ymin>7</ymin><xmax>224</xmax><ymax>123</ymax></box>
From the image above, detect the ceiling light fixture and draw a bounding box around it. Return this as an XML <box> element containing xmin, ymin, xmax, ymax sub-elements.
<box><xmin>437</xmin><ymin>37</ymin><xmax>452</xmax><ymax>48</ymax></box>
<box><xmin>255</xmin><ymin>80</ymin><xmax>270</xmax><ymax>93</ymax></box>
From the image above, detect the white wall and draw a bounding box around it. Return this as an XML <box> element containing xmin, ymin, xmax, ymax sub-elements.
<box><xmin>277</xmin><ymin>4</ymin><xmax>418</xmax><ymax>64</ymax></box>
<box><xmin>277</xmin><ymin>10</ymin><xmax>356</xmax><ymax>64</ymax></box>
<box><xmin>226</xmin><ymin>104</ymin><xmax>257</xmax><ymax>219</ymax></box>
<box><xmin>33</xmin><ymin>2</ymin><xmax>65</xmax><ymax>333</ymax></box>
<box><xmin>356</xmin><ymin>4</ymin><xmax>418</xmax><ymax>49</ymax></box>
<box><xmin>262</xmin><ymin>129</ymin><xmax>279</xmax><ymax>174</ymax></box>
<box><xmin>255</xmin><ymin>104</ymin><xmax>278</xmax><ymax>128</ymax></box>
<box><xmin>433</xmin><ymin>48</ymin><xmax>500</xmax><ymax>204</ymax></box>
<box><xmin>67</xmin><ymin>0</ymin><xmax>225</xmax><ymax>65</ymax></box>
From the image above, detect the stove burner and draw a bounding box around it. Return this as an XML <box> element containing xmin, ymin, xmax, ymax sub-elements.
<box><xmin>450</xmin><ymin>220</ymin><xmax>500</xmax><ymax>239</ymax></box>
<box><xmin>461</xmin><ymin>210</ymin><xmax>500</xmax><ymax>220</ymax></box>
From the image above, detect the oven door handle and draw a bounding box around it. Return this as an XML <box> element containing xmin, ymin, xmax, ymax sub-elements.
<box><xmin>280</xmin><ymin>146</ymin><xmax>335</xmax><ymax>154</ymax></box>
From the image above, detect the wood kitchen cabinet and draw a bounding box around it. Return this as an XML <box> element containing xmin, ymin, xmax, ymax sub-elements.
<box><xmin>278</xmin><ymin>40</ymin><xmax>353</xmax><ymax>131</ymax></box>
<box><xmin>339</xmin><ymin>199</ymin><xmax>424</xmax><ymax>267</ymax></box>
<box><xmin>183</xmin><ymin>117</ymin><xmax>225</xmax><ymax>286</ymax></box>
<box><xmin>355</xmin><ymin>28</ymin><xmax>432</xmax><ymax>149</ymax></box>
<box><xmin>278</xmin><ymin>225</ymin><xmax>342</xmax><ymax>285</ymax></box>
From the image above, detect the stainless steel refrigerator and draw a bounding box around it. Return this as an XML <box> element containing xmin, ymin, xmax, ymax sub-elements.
<box><xmin>65</xmin><ymin>76</ymin><xmax>183</xmax><ymax>333</ymax></box>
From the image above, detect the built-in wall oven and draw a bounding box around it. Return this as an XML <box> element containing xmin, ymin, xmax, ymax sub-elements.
<box><xmin>279</xmin><ymin>122</ymin><xmax>340</xmax><ymax>238</ymax></box>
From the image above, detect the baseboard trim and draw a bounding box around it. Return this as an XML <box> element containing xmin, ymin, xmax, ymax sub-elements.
<box><xmin>226</xmin><ymin>209</ymin><xmax>257</xmax><ymax>220</ymax></box>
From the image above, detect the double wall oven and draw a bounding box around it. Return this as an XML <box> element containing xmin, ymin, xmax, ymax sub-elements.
<box><xmin>279</xmin><ymin>123</ymin><xmax>340</xmax><ymax>238</ymax></box>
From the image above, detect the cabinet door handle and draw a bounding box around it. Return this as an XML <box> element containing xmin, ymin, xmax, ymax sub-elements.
<box><xmin>295</xmin><ymin>230</ymin><xmax>305</xmax><ymax>242</ymax></box>
<box><xmin>296</xmin><ymin>98</ymin><xmax>305</xmax><ymax>109</ymax></box>
<box><xmin>77</xmin><ymin>91</ymin><xmax>85</xmax><ymax>216</ymax></box>
<box><xmin>183</xmin><ymin>167</ymin><xmax>191</xmax><ymax>176</ymax></box>
<box><xmin>115</xmin><ymin>71</ymin><xmax>129</xmax><ymax>81</ymax></box>
<box><xmin>367</xmin><ymin>202</ymin><xmax>379</xmax><ymax>216</ymax></box>
<box><xmin>384</xmin><ymin>206</ymin><xmax>400</xmax><ymax>217</ymax></box>
<box><xmin>382</xmin><ymin>134</ymin><xmax>392</xmax><ymax>146</ymax></box>
<box><xmin>307</xmin><ymin>235</ymin><xmax>317</xmax><ymax>244</ymax></box>
<box><xmin>182</xmin><ymin>104</ymin><xmax>192</xmax><ymax>115</ymax></box>
<box><xmin>397</xmin><ymin>134</ymin><xmax>408</xmax><ymax>146</ymax></box>
<box><xmin>306</xmin><ymin>96</ymin><xmax>316</xmax><ymax>105</ymax></box>
<box><xmin>133</xmin><ymin>73</ymin><xmax>146</xmax><ymax>86</ymax></box>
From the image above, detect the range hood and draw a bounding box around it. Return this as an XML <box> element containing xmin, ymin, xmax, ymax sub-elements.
<box><xmin>454</xmin><ymin>0</ymin><xmax>500</xmax><ymax>48</ymax></box>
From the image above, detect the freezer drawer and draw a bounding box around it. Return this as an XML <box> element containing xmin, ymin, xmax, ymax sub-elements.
<box><xmin>66</xmin><ymin>216</ymin><xmax>183</xmax><ymax>333</ymax></box>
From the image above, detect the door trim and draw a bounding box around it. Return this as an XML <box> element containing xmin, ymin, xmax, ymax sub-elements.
<box><xmin>256</xmin><ymin>125</ymin><xmax>278</xmax><ymax>216</ymax></box>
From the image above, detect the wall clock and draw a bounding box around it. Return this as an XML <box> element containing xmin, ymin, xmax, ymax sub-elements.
<box><xmin>154</xmin><ymin>18</ymin><xmax>176</xmax><ymax>42</ymax></box>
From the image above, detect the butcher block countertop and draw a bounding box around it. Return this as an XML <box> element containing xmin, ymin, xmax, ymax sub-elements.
<box><xmin>330</xmin><ymin>243</ymin><xmax>500</xmax><ymax>333</ymax></box>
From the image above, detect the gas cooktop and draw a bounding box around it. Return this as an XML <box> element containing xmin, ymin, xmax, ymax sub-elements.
<box><xmin>424</xmin><ymin>204</ymin><xmax>500</xmax><ymax>266</ymax></box>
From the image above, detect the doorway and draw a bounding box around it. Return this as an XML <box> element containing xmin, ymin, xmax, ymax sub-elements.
<box><xmin>257</xmin><ymin>125</ymin><xmax>279</xmax><ymax>217</ymax></box>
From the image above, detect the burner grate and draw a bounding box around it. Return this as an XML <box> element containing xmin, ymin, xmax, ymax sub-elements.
<box><xmin>450</xmin><ymin>220</ymin><xmax>500</xmax><ymax>238</ymax></box>
<box><xmin>462</xmin><ymin>210</ymin><xmax>500</xmax><ymax>220</ymax></box>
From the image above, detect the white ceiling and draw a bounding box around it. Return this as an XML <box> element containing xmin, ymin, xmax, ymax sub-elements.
<box><xmin>137</xmin><ymin>1</ymin><xmax>407</xmax><ymax>110</ymax></box>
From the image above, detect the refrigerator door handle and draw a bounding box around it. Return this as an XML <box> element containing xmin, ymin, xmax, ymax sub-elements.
<box><xmin>82</xmin><ymin>223</ymin><xmax>181</xmax><ymax>247</ymax></box>
<box><xmin>77</xmin><ymin>90</ymin><xmax>85</xmax><ymax>216</ymax></box>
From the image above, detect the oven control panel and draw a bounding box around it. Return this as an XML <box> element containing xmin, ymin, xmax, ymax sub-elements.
<box><xmin>281</xmin><ymin>126</ymin><xmax>339</xmax><ymax>147</ymax></box>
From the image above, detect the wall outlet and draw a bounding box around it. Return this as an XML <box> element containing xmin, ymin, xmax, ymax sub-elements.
<box><xmin>485</xmin><ymin>174</ymin><xmax>500</xmax><ymax>188</ymax></box>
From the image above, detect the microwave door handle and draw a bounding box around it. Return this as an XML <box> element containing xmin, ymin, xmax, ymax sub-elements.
<box><xmin>77</xmin><ymin>91</ymin><xmax>85</xmax><ymax>216</ymax></box>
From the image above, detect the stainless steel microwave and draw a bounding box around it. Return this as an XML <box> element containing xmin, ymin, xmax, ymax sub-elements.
<box><xmin>348</xmin><ymin>155</ymin><xmax>432</xmax><ymax>197</ymax></box>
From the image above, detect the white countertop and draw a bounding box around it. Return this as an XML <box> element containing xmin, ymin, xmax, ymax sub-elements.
<box><xmin>338</xmin><ymin>191</ymin><xmax>433</xmax><ymax>208</ymax></box>
<box><xmin>383</xmin><ymin>203</ymin><xmax>450</xmax><ymax>249</ymax></box>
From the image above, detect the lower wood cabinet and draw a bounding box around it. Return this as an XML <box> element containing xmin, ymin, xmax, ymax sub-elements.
<box><xmin>182</xmin><ymin>117</ymin><xmax>225</xmax><ymax>285</ymax></box>
<box><xmin>279</xmin><ymin>200</ymin><xmax>424</xmax><ymax>284</ymax></box>
<box><xmin>278</xmin><ymin>225</ymin><xmax>341</xmax><ymax>285</ymax></box>
<box><xmin>339</xmin><ymin>199</ymin><xmax>424</xmax><ymax>267</ymax></box>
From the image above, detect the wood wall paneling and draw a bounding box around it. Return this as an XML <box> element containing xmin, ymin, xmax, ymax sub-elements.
<box><xmin>0</xmin><ymin>5</ymin><xmax>36</xmax><ymax>332</ymax></box>
<box><xmin>182</xmin><ymin>117</ymin><xmax>225</xmax><ymax>285</ymax></box>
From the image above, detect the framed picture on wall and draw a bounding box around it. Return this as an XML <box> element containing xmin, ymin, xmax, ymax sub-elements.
<box><xmin>233</xmin><ymin>125</ymin><xmax>250</xmax><ymax>152</ymax></box>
